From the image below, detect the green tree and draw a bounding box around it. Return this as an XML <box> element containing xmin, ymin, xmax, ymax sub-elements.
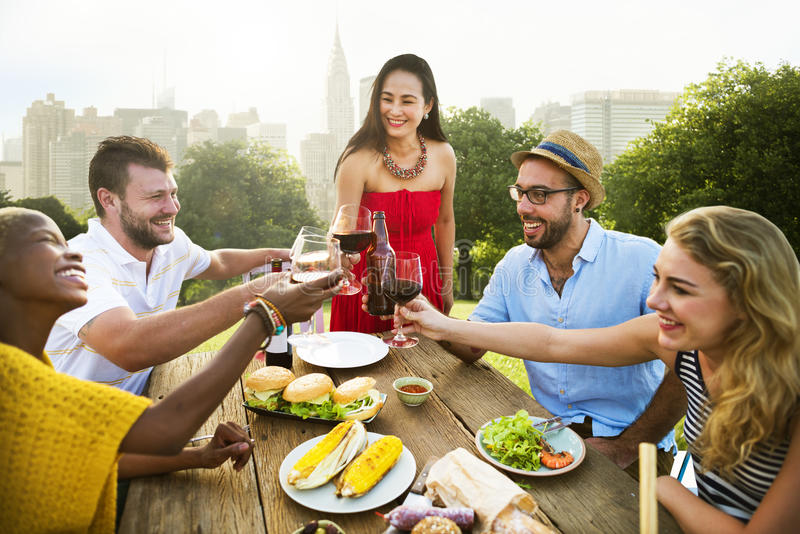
<box><xmin>0</xmin><ymin>189</ymin><xmax>13</xmax><ymax>207</ymax></box>
<box><xmin>443</xmin><ymin>107</ymin><xmax>542</xmax><ymax>250</ymax></box>
<box><xmin>13</xmin><ymin>196</ymin><xmax>85</xmax><ymax>239</ymax></box>
<box><xmin>176</xmin><ymin>140</ymin><xmax>322</xmax><ymax>303</ymax></box>
<box><xmin>599</xmin><ymin>60</ymin><xmax>800</xmax><ymax>253</ymax></box>
<box><xmin>442</xmin><ymin>108</ymin><xmax>543</xmax><ymax>296</ymax></box>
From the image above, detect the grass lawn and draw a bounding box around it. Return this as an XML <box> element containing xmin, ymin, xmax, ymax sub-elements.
<box><xmin>190</xmin><ymin>298</ymin><xmax>683</xmax><ymax>447</ymax></box>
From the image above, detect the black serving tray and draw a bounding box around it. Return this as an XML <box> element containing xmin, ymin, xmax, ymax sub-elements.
<box><xmin>242</xmin><ymin>393</ymin><xmax>387</xmax><ymax>424</ymax></box>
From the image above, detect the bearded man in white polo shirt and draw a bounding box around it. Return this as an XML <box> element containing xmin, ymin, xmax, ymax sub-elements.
<box><xmin>47</xmin><ymin>136</ymin><xmax>286</xmax><ymax>392</ymax></box>
<box><xmin>45</xmin><ymin>136</ymin><xmax>286</xmax><ymax>486</ymax></box>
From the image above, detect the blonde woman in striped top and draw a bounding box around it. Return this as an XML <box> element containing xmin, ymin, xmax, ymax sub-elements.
<box><xmin>399</xmin><ymin>205</ymin><xmax>800</xmax><ymax>533</ymax></box>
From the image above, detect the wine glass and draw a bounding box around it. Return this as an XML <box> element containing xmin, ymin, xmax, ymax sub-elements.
<box><xmin>382</xmin><ymin>251</ymin><xmax>423</xmax><ymax>348</ymax></box>
<box><xmin>331</xmin><ymin>204</ymin><xmax>372</xmax><ymax>295</ymax></box>
<box><xmin>286</xmin><ymin>235</ymin><xmax>341</xmax><ymax>347</ymax></box>
<box><xmin>290</xmin><ymin>225</ymin><xmax>329</xmax><ymax>260</ymax></box>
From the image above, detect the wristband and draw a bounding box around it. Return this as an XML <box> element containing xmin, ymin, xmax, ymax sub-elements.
<box><xmin>259</xmin><ymin>298</ymin><xmax>287</xmax><ymax>332</ymax></box>
<box><xmin>251</xmin><ymin>296</ymin><xmax>286</xmax><ymax>335</ymax></box>
<box><xmin>243</xmin><ymin>299</ymin><xmax>275</xmax><ymax>349</ymax></box>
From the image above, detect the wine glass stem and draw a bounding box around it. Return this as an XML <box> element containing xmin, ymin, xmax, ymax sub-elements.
<box><xmin>394</xmin><ymin>305</ymin><xmax>407</xmax><ymax>341</ymax></box>
<box><xmin>304</xmin><ymin>313</ymin><xmax>315</xmax><ymax>336</ymax></box>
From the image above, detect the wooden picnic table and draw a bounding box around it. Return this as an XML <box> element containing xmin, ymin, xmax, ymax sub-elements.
<box><xmin>120</xmin><ymin>333</ymin><xmax>680</xmax><ymax>533</ymax></box>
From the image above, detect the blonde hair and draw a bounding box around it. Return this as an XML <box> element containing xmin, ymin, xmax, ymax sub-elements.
<box><xmin>667</xmin><ymin>206</ymin><xmax>800</xmax><ymax>478</ymax></box>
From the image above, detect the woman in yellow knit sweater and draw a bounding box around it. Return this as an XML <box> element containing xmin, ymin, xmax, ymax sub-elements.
<box><xmin>0</xmin><ymin>207</ymin><xmax>340</xmax><ymax>533</ymax></box>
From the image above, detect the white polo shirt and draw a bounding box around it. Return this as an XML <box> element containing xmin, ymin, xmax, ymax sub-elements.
<box><xmin>46</xmin><ymin>218</ymin><xmax>211</xmax><ymax>395</ymax></box>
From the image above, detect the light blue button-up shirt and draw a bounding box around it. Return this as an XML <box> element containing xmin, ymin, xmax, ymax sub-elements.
<box><xmin>470</xmin><ymin>219</ymin><xmax>674</xmax><ymax>451</ymax></box>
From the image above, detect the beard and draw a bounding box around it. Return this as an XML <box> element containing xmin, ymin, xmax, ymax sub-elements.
<box><xmin>119</xmin><ymin>200</ymin><xmax>174</xmax><ymax>250</ymax></box>
<box><xmin>523</xmin><ymin>202</ymin><xmax>573</xmax><ymax>250</ymax></box>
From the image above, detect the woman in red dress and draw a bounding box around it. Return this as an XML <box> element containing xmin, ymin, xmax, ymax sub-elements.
<box><xmin>330</xmin><ymin>54</ymin><xmax>456</xmax><ymax>334</ymax></box>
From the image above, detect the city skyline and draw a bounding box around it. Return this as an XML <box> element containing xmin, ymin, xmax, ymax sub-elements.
<box><xmin>2</xmin><ymin>0</ymin><xmax>799</xmax><ymax>161</ymax></box>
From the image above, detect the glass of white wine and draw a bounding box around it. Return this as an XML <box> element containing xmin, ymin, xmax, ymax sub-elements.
<box><xmin>286</xmin><ymin>235</ymin><xmax>341</xmax><ymax>347</ymax></box>
<box><xmin>290</xmin><ymin>226</ymin><xmax>329</xmax><ymax>260</ymax></box>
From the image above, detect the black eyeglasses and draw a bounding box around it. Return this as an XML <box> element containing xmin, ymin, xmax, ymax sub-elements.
<box><xmin>507</xmin><ymin>185</ymin><xmax>580</xmax><ymax>205</ymax></box>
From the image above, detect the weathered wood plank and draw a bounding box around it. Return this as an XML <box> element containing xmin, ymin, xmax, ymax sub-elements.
<box><xmin>119</xmin><ymin>352</ymin><xmax>266</xmax><ymax>534</ymax></box>
<box><xmin>395</xmin><ymin>335</ymin><xmax>681</xmax><ymax>534</ymax></box>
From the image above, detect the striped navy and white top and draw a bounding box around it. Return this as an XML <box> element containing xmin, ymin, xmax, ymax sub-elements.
<box><xmin>676</xmin><ymin>350</ymin><xmax>790</xmax><ymax>522</ymax></box>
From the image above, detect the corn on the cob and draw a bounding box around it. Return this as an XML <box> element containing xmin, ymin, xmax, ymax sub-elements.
<box><xmin>334</xmin><ymin>435</ymin><xmax>403</xmax><ymax>497</ymax></box>
<box><xmin>288</xmin><ymin>420</ymin><xmax>367</xmax><ymax>489</ymax></box>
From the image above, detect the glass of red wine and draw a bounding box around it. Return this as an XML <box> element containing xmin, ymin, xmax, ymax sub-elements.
<box><xmin>382</xmin><ymin>251</ymin><xmax>423</xmax><ymax>348</ymax></box>
<box><xmin>331</xmin><ymin>204</ymin><xmax>372</xmax><ymax>296</ymax></box>
<box><xmin>286</xmin><ymin>235</ymin><xmax>341</xmax><ymax>347</ymax></box>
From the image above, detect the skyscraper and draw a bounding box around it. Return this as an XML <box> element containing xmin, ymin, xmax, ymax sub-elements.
<box><xmin>115</xmin><ymin>108</ymin><xmax>188</xmax><ymax>164</ymax></box>
<box><xmin>531</xmin><ymin>102</ymin><xmax>572</xmax><ymax>135</ymax></box>
<box><xmin>480</xmin><ymin>97</ymin><xmax>516</xmax><ymax>129</ymax></box>
<box><xmin>300</xmin><ymin>133</ymin><xmax>337</xmax><ymax>219</ymax></box>
<box><xmin>570</xmin><ymin>89</ymin><xmax>679</xmax><ymax>163</ymax></box>
<box><xmin>325</xmin><ymin>26</ymin><xmax>354</xmax><ymax>154</ymax></box>
<box><xmin>49</xmin><ymin>107</ymin><xmax>122</xmax><ymax>210</ymax></box>
<box><xmin>0</xmin><ymin>162</ymin><xmax>23</xmax><ymax>200</ymax></box>
<box><xmin>3</xmin><ymin>137</ymin><xmax>22</xmax><ymax>162</ymax></box>
<box><xmin>300</xmin><ymin>26</ymin><xmax>355</xmax><ymax>222</ymax></box>
<box><xmin>247</xmin><ymin>122</ymin><xmax>287</xmax><ymax>151</ymax></box>
<box><xmin>50</xmin><ymin>132</ymin><xmax>92</xmax><ymax>210</ymax></box>
<box><xmin>227</xmin><ymin>107</ymin><xmax>261</xmax><ymax>128</ymax></box>
<box><xmin>187</xmin><ymin>110</ymin><xmax>220</xmax><ymax>146</ymax></box>
<box><xmin>23</xmin><ymin>93</ymin><xmax>75</xmax><ymax>198</ymax></box>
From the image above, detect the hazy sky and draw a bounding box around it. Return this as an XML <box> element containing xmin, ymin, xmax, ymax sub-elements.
<box><xmin>2</xmin><ymin>0</ymin><xmax>799</xmax><ymax>159</ymax></box>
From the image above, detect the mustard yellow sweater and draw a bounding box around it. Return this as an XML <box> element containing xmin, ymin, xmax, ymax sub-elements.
<box><xmin>0</xmin><ymin>342</ymin><xmax>151</xmax><ymax>533</ymax></box>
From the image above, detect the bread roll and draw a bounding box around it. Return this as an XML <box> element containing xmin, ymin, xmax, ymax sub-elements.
<box><xmin>332</xmin><ymin>376</ymin><xmax>376</xmax><ymax>404</ymax></box>
<box><xmin>245</xmin><ymin>366</ymin><xmax>295</xmax><ymax>392</ymax></box>
<box><xmin>282</xmin><ymin>373</ymin><xmax>334</xmax><ymax>403</ymax></box>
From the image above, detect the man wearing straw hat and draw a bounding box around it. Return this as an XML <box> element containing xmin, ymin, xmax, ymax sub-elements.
<box><xmin>443</xmin><ymin>130</ymin><xmax>684</xmax><ymax>476</ymax></box>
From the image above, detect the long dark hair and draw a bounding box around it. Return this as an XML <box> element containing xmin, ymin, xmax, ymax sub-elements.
<box><xmin>334</xmin><ymin>54</ymin><xmax>447</xmax><ymax>180</ymax></box>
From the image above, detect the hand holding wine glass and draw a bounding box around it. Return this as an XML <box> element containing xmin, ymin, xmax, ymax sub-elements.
<box><xmin>331</xmin><ymin>204</ymin><xmax>372</xmax><ymax>295</ymax></box>
<box><xmin>287</xmin><ymin>235</ymin><xmax>342</xmax><ymax>346</ymax></box>
<box><xmin>382</xmin><ymin>251</ymin><xmax>423</xmax><ymax>348</ymax></box>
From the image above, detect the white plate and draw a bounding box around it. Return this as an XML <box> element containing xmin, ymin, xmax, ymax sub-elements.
<box><xmin>475</xmin><ymin>415</ymin><xmax>586</xmax><ymax>476</ymax></box>
<box><xmin>294</xmin><ymin>331</ymin><xmax>389</xmax><ymax>368</ymax></box>
<box><xmin>279</xmin><ymin>431</ymin><xmax>416</xmax><ymax>514</ymax></box>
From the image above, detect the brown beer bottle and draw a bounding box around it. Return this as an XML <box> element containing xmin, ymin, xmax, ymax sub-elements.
<box><xmin>366</xmin><ymin>211</ymin><xmax>396</xmax><ymax>316</ymax></box>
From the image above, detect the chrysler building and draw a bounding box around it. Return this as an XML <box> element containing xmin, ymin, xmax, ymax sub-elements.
<box><xmin>301</xmin><ymin>26</ymin><xmax>355</xmax><ymax>221</ymax></box>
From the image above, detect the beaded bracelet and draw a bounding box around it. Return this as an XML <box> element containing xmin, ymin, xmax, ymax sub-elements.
<box><xmin>252</xmin><ymin>296</ymin><xmax>286</xmax><ymax>335</ymax></box>
<box><xmin>259</xmin><ymin>297</ymin><xmax>287</xmax><ymax>332</ymax></box>
<box><xmin>243</xmin><ymin>300</ymin><xmax>275</xmax><ymax>349</ymax></box>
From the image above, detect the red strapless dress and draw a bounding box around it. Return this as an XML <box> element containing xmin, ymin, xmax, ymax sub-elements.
<box><xmin>330</xmin><ymin>189</ymin><xmax>445</xmax><ymax>333</ymax></box>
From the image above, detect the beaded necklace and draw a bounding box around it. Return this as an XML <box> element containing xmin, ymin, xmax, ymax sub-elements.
<box><xmin>383</xmin><ymin>134</ymin><xmax>427</xmax><ymax>180</ymax></box>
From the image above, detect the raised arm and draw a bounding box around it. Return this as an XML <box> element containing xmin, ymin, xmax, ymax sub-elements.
<box><xmin>399</xmin><ymin>297</ymin><xmax>669</xmax><ymax>367</ymax></box>
<box><xmin>333</xmin><ymin>151</ymin><xmax>370</xmax><ymax>217</ymax></box>
<box><xmin>78</xmin><ymin>274</ymin><xmax>282</xmax><ymax>372</ymax></box>
<box><xmin>196</xmin><ymin>248</ymin><xmax>290</xmax><ymax>280</ymax></box>
<box><xmin>119</xmin><ymin>273</ymin><xmax>340</xmax><ymax>456</ymax></box>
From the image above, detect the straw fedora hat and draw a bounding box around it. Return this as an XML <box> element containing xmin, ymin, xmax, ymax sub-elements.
<box><xmin>510</xmin><ymin>130</ymin><xmax>605</xmax><ymax>210</ymax></box>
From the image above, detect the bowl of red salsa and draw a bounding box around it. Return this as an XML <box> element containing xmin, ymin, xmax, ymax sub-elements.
<box><xmin>392</xmin><ymin>377</ymin><xmax>433</xmax><ymax>406</ymax></box>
